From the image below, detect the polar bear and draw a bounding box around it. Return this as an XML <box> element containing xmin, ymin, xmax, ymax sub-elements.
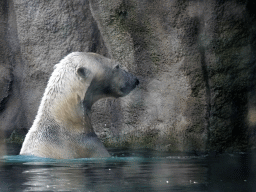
<box><xmin>20</xmin><ymin>52</ymin><xmax>139</xmax><ymax>159</ymax></box>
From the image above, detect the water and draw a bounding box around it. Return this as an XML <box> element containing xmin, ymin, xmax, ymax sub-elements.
<box><xmin>0</xmin><ymin>144</ymin><xmax>255</xmax><ymax>192</ymax></box>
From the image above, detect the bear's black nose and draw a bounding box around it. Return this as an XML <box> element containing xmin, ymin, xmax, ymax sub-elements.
<box><xmin>135</xmin><ymin>79</ymin><xmax>139</xmax><ymax>86</ymax></box>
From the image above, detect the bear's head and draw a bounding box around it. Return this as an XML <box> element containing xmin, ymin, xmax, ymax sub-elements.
<box><xmin>47</xmin><ymin>52</ymin><xmax>139</xmax><ymax>123</ymax></box>
<box><xmin>72</xmin><ymin>53</ymin><xmax>139</xmax><ymax>110</ymax></box>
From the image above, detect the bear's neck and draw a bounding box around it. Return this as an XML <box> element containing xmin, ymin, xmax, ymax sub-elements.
<box><xmin>34</xmin><ymin>92</ymin><xmax>94</xmax><ymax>135</ymax></box>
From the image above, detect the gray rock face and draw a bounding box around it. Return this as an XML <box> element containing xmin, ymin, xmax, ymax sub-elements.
<box><xmin>0</xmin><ymin>0</ymin><xmax>255</xmax><ymax>152</ymax></box>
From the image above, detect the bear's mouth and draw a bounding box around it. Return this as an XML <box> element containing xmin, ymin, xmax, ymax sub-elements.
<box><xmin>102</xmin><ymin>86</ymin><xmax>111</xmax><ymax>94</ymax></box>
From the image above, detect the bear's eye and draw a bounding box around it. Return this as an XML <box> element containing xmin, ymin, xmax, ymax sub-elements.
<box><xmin>77</xmin><ymin>67</ymin><xmax>90</xmax><ymax>78</ymax></box>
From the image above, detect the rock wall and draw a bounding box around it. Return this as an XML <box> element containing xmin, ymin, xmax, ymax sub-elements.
<box><xmin>0</xmin><ymin>0</ymin><xmax>255</xmax><ymax>152</ymax></box>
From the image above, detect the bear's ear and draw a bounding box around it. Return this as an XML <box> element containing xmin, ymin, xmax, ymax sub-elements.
<box><xmin>77</xmin><ymin>67</ymin><xmax>91</xmax><ymax>79</ymax></box>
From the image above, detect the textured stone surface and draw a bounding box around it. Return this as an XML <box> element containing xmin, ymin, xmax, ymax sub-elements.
<box><xmin>0</xmin><ymin>0</ymin><xmax>256</xmax><ymax>152</ymax></box>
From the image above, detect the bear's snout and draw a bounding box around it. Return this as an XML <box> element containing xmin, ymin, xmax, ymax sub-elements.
<box><xmin>132</xmin><ymin>78</ymin><xmax>139</xmax><ymax>89</ymax></box>
<box><xmin>135</xmin><ymin>78</ymin><xmax>139</xmax><ymax>86</ymax></box>
<box><xmin>119</xmin><ymin>77</ymin><xmax>139</xmax><ymax>96</ymax></box>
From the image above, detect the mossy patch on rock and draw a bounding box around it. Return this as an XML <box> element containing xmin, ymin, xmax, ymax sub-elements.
<box><xmin>5</xmin><ymin>130</ymin><xmax>25</xmax><ymax>144</ymax></box>
<box><xmin>102</xmin><ymin>129</ymin><xmax>180</xmax><ymax>152</ymax></box>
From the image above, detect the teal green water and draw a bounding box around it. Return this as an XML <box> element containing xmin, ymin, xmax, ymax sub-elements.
<box><xmin>0</xmin><ymin>146</ymin><xmax>255</xmax><ymax>192</ymax></box>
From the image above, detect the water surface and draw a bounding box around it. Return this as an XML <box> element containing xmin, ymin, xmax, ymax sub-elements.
<box><xmin>0</xmin><ymin>144</ymin><xmax>255</xmax><ymax>192</ymax></box>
